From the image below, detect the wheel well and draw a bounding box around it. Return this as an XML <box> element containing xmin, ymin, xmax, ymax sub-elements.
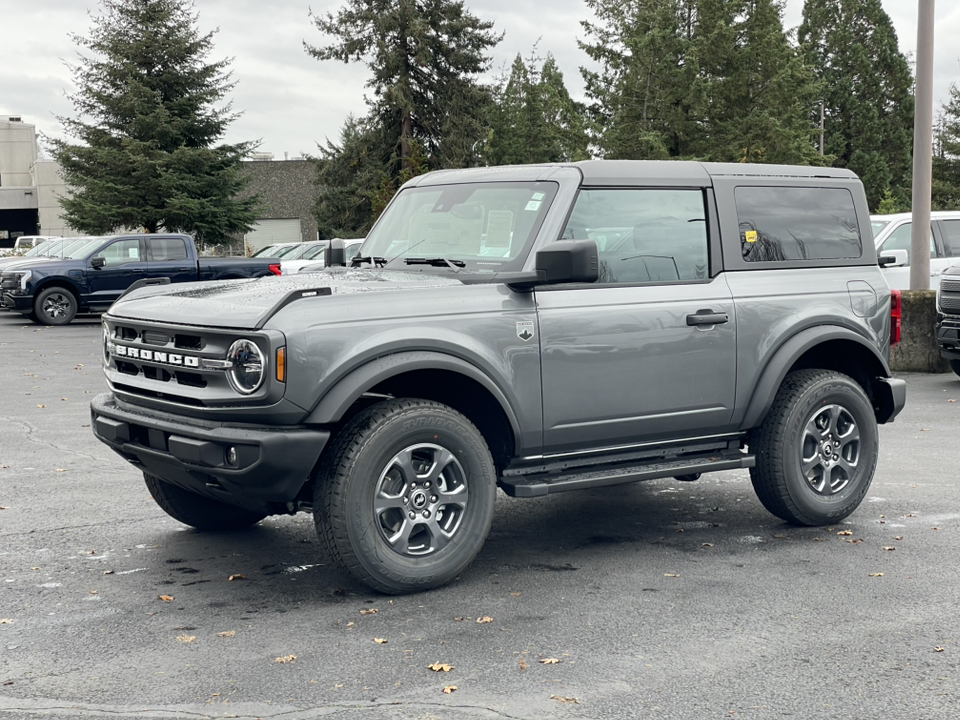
<box><xmin>786</xmin><ymin>339</ymin><xmax>885</xmax><ymax>400</ymax></box>
<box><xmin>344</xmin><ymin>369</ymin><xmax>516</xmax><ymax>474</ymax></box>
<box><xmin>35</xmin><ymin>280</ymin><xmax>80</xmax><ymax>304</ymax></box>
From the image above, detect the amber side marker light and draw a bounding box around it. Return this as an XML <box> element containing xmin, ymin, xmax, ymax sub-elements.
<box><xmin>276</xmin><ymin>347</ymin><xmax>286</xmax><ymax>382</ymax></box>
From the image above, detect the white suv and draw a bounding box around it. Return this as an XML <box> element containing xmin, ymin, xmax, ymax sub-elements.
<box><xmin>873</xmin><ymin>211</ymin><xmax>960</xmax><ymax>289</ymax></box>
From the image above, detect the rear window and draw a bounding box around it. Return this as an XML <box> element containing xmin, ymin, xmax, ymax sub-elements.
<box><xmin>736</xmin><ymin>187</ymin><xmax>862</xmax><ymax>262</ymax></box>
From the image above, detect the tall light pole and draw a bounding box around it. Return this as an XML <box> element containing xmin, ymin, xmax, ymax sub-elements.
<box><xmin>910</xmin><ymin>0</ymin><xmax>935</xmax><ymax>291</ymax></box>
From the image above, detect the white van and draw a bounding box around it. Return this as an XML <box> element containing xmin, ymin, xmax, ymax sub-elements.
<box><xmin>873</xmin><ymin>212</ymin><xmax>960</xmax><ymax>290</ymax></box>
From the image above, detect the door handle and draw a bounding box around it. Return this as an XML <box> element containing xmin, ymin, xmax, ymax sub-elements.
<box><xmin>686</xmin><ymin>310</ymin><xmax>729</xmax><ymax>326</ymax></box>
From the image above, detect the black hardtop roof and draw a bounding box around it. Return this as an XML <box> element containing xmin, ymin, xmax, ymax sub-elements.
<box><xmin>404</xmin><ymin>160</ymin><xmax>858</xmax><ymax>188</ymax></box>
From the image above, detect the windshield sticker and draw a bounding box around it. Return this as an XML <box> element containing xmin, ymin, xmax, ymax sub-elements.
<box><xmin>531</xmin><ymin>192</ymin><xmax>545</xmax><ymax>201</ymax></box>
<box><xmin>744</xmin><ymin>230</ymin><xmax>758</xmax><ymax>243</ymax></box>
<box><xmin>524</xmin><ymin>200</ymin><xmax>542</xmax><ymax>212</ymax></box>
<box><xmin>516</xmin><ymin>321</ymin><xmax>534</xmax><ymax>342</ymax></box>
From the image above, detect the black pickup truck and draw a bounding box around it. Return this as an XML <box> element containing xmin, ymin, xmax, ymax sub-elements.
<box><xmin>0</xmin><ymin>233</ymin><xmax>281</xmax><ymax>325</ymax></box>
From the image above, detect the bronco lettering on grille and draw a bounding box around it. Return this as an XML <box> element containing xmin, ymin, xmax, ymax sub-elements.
<box><xmin>114</xmin><ymin>344</ymin><xmax>200</xmax><ymax>368</ymax></box>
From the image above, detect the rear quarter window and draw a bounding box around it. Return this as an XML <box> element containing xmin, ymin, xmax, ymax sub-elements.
<box><xmin>736</xmin><ymin>187</ymin><xmax>862</xmax><ymax>262</ymax></box>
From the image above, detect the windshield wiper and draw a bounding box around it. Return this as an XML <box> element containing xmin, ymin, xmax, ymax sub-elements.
<box><xmin>350</xmin><ymin>255</ymin><xmax>388</xmax><ymax>268</ymax></box>
<box><xmin>405</xmin><ymin>257</ymin><xmax>466</xmax><ymax>270</ymax></box>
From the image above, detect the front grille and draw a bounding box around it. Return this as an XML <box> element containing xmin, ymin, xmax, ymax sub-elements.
<box><xmin>941</xmin><ymin>279</ymin><xmax>960</xmax><ymax>294</ymax></box>
<box><xmin>103</xmin><ymin>316</ymin><xmax>282</xmax><ymax>408</ymax></box>
<box><xmin>941</xmin><ymin>295</ymin><xmax>960</xmax><ymax>313</ymax></box>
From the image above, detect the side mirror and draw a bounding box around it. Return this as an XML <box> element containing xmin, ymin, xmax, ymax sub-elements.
<box><xmin>534</xmin><ymin>240</ymin><xmax>599</xmax><ymax>284</ymax></box>
<box><xmin>91</xmin><ymin>256</ymin><xmax>106</xmax><ymax>269</ymax></box>
<box><xmin>324</xmin><ymin>238</ymin><xmax>346</xmax><ymax>267</ymax></box>
<box><xmin>878</xmin><ymin>249</ymin><xmax>908</xmax><ymax>268</ymax></box>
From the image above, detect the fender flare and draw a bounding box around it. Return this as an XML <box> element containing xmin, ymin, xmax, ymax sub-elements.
<box><xmin>32</xmin><ymin>277</ymin><xmax>83</xmax><ymax>305</ymax></box>
<box><xmin>304</xmin><ymin>350</ymin><xmax>523</xmax><ymax>440</ymax></box>
<box><xmin>740</xmin><ymin>325</ymin><xmax>889</xmax><ymax>430</ymax></box>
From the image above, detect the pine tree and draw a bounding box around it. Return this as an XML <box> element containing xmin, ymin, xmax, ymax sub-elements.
<box><xmin>579</xmin><ymin>0</ymin><xmax>699</xmax><ymax>159</ymax></box>
<box><xmin>688</xmin><ymin>0</ymin><xmax>824</xmax><ymax>165</ymax></box>
<box><xmin>933</xmin><ymin>80</ymin><xmax>960</xmax><ymax>210</ymax></box>
<box><xmin>49</xmin><ymin>0</ymin><xmax>259</xmax><ymax>244</ymax></box>
<box><xmin>484</xmin><ymin>51</ymin><xmax>589</xmax><ymax>166</ymax></box>
<box><xmin>799</xmin><ymin>0</ymin><xmax>914</xmax><ymax>209</ymax></box>
<box><xmin>306</xmin><ymin>0</ymin><xmax>500</xmax><ymax>180</ymax></box>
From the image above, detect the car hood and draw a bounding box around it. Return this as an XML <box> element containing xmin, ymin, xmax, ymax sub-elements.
<box><xmin>0</xmin><ymin>256</ymin><xmax>58</xmax><ymax>271</ymax></box>
<box><xmin>108</xmin><ymin>267</ymin><xmax>465</xmax><ymax>329</ymax></box>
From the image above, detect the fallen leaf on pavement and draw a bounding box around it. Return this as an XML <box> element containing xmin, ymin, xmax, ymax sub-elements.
<box><xmin>55</xmin><ymin>469</ymin><xmax>65</xmax><ymax>473</ymax></box>
<box><xmin>360</xmin><ymin>608</ymin><xmax>378</xmax><ymax>615</ymax></box>
<box><xmin>428</xmin><ymin>663</ymin><xmax>454</xmax><ymax>672</ymax></box>
<box><xmin>883</xmin><ymin>546</ymin><xmax>896</xmax><ymax>551</ymax></box>
<box><xmin>477</xmin><ymin>616</ymin><xmax>493</xmax><ymax>624</ymax></box>
<box><xmin>454</xmin><ymin>617</ymin><xmax>464</xmax><ymax>622</ymax></box>
<box><xmin>837</xmin><ymin>530</ymin><xmax>853</xmax><ymax>536</ymax></box>
<box><xmin>869</xmin><ymin>573</ymin><xmax>884</xmax><ymax>577</ymax></box>
<box><xmin>89</xmin><ymin>590</ymin><xmax>98</xmax><ymax>595</ymax></box>
<box><xmin>374</xmin><ymin>638</ymin><xmax>388</xmax><ymax>644</ymax></box>
<box><xmin>540</xmin><ymin>658</ymin><xmax>561</xmax><ymax>665</ymax></box>
<box><xmin>228</xmin><ymin>574</ymin><xmax>246</xmax><ymax>581</ymax></box>
<box><xmin>102</xmin><ymin>570</ymin><xmax>114</xmax><ymax>575</ymax></box>
<box><xmin>217</xmin><ymin>631</ymin><xmax>236</xmax><ymax>637</ymax></box>
<box><xmin>935</xmin><ymin>646</ymin><xmax>945</xmax><ymax>652</ymax></box>
<box><xmin>518</xmin><ymin>658</ymin><xmax>527</xmax><ymax>670</ymax></box>
<box><xmin>36</xmin><ymin>404</ymin><xmax>45</xmax><ymax>409</ymax></box>
<box><xmin>158</xmin><ymin>595</ymin><xmax>174</xmax><ymax>602</ymax></box>
<box><xmin>0</xmin><ymin>619</ymin><xmax>14</xmax><ymax>624</ymax></box>
<box><xmin>551</xmin><ymin>695</ymin><xmax>580</xmax><ymax>704</ymax></box>
<box><xmin>665</xmin><ymin>573</ymin><xmax>680</xmax><ymax>577</ymax></box>
<box><xmin>442</xmin><ymin>685</ymin><xmax>457</xmax><ymax>694</ymax></box>
<box><xmin>177</xmin><ymin>635</ymin><xmax>196</xmax><ymax>643</ymax></box>
<box><xmin>275</xmin><ymin>654</ymin><xmax>296</xmax><ymax>663</ymax></box>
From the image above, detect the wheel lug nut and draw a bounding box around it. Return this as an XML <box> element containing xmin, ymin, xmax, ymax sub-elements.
<box><xmin>422</xmin><ymin>510</ymin><xmax>430</xmax><ymax>518</ymax></box>
<box><xmin>402</xmin><ymin>496</ymin><xmax>409</xmax><ymax>504</ymax></box>
<box><xmin>409</xmin><ymin>482</ymin><xmax>416</xmax><ymax>489</ymax></box>
<box><xmin>430</xmin><ymin>495</ymin><xmax>437</xmax><ymax>503</ymax></box>
<box><xmin>408</xmin><ymin>511</ymin><xmax>416</xmax><ymax>519</ymax></box>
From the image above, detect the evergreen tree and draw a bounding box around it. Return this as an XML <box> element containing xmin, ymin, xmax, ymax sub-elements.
<box><xmin>579</xmin><ymin>0</ymin><xmax>698</xmax><ymax>159</ymax></box>
<box><xmin>689</xmin><ymin>0</ymin><xmax>824</xmax><ymax>165</ymax></box>
<box><xmin>306</xmin><ymin>0</ymin><xmax>500</xmax><ymax>181</ymax></box>
<box><xmin>933</xmin><ymin>80</ymin><xmax>960</xmax><ymax>210</ymax></box>
<box><xmin>49</xmin><ymin>0</ymin><xmax>259</xmax><ymax>244</ymax></box>
<box><xmin>799</xmin><ymin>0</ymin><xmax>914</xmax><ymax>209</ymax></box>
<box><xmin>484</xmin><ymin>51</ymin><xmax>589</xmax><ymax>166</ymax></box>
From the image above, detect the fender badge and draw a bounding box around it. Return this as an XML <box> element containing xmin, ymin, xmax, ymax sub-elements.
<box><xmin>516</xmin><ymin>321</ymin><xmax>534</xmax><ymax>342</ymax></box>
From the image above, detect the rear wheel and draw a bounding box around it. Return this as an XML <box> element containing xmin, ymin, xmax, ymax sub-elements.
<box><xmin>314</xmin><ymin>398</ymin><xmax>496</xmax><ymax>594</ymax></box>
<box><xmin>749</xmin><ymin>369</ymin><xmax>878</xmax><ymax>526</ymax></box>
<box><xmin>34</xmin><ymin>286</ymin><xmax>77</xmax><ymax>325</ymax></box>
<box><xmin>143</xmin><ymin>473</ymin><xmax>266</xmax><ymax>531</ymax></box>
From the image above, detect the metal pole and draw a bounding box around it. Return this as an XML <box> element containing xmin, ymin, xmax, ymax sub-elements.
<box><xmin>910</xmin><ymin>0</ymin><xmax>935</xmax><ymax>291</ymax></box>
<box><xmin>819</xmin><ymin>100</ymin><xmax>824</xmax><ymax>156</ymax></box>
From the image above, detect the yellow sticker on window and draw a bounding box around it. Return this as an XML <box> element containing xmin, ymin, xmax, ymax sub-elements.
<box><xmin>744</xmin><ymin>230</ymin><xmax>758</xmax><ymax>243</ymax></box>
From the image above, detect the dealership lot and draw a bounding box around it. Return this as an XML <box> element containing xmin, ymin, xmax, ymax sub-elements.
<box><xmin>1</xmin><ymin>312</ymin><xmax>959</xmax><ymax>720</ymax></box>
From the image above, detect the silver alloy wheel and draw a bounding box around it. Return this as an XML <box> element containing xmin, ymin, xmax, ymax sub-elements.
<box><xmin>374</xmin><ymin>443</ymin><xmax>468</xmax><ymax>556</ymax></box>
<box><xmin>800</xmin><ymin>403</ymin><xmax>860</xmax><ymax>495</ymax></box>
<box><xmin>42</xmin><ymin>291</ymin><xmax>72</xmax><ymax>319</ymax></box>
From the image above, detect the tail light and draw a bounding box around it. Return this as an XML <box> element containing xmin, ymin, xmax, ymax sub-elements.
<box><xmin>890</xmin><ymin>289</ymin><xmax>902</xmax><ymax>347</ymax></box>
<box><xmin>268</xmin><ymin>263</ymin><xmax>282</xmax><ymax>276</ymax></box>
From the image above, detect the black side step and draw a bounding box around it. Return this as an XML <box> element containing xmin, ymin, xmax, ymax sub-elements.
<box><xmin>498</xmin><ymin>451</ymin><xmax>755</xmax><ymax>498</ymax></box>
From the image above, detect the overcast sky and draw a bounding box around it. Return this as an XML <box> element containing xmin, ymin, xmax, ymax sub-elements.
<box><xmin>2</xmin><ymin>0</ymin><xmax>958</xmax><ymax>159</ymax></box>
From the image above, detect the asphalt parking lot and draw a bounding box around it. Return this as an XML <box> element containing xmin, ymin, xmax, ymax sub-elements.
<box><xmin>1</xmin><ymin>311</ymin><xmax>959</xmax><ymax>720</ymax></box>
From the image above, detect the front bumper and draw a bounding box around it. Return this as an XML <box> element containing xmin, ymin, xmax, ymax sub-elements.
<box><xmin>91</xmin><ymin>393</ymin><xmax>329</xmax><ymax>514</ymax></box>
<box><xmin>937</xmin><ymin>316</ymin><xmax>960</xmax><ymax>361</ymax></box>
<box><xmin>1</xmin><ymin>292</ymin><xmax>32</xmax><ymax>313</ymax></box>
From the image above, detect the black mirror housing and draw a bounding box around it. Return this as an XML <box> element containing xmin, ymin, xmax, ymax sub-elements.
<box><xmin>535</xmin><ymin>240</ymin><xmax>599</xmax><ymax>284</ymax></box>
<box><xmin>91</xmin><ymin>256</ymin><xmax>106</xmax><ymax>269</ymax></box>
<box><xmin>325</xmin><ymin>238</ymin><xmax>346</xmax><ymax>267</ymax></box>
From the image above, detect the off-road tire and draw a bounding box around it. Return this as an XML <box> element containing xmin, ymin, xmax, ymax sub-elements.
<box><xmin>750</xmin><ymin>369</ymin><xmax>878</xmax><ymax>526</ymax></box>
<box><xmin>314</xmin><ymin>398</ymin><xmax>497</xmax><ymax>594</ymax></box>
<box><xmin>950</xmin><ymin>359</ymin><xmax>960</xmax><ymax>377</ymax></box>
<box><xmin>33</xmin><ymin>286</ymin><xmax>78</xmax><ymax>325</ymax></box>
<box><xmin>144</xmin><ymin>473</ymin><xmax>266</xmax><ymax>531</ymax></box>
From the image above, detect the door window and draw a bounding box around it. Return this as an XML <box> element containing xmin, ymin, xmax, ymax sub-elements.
<box><xmin>940</xmin><ymin>220</ymin><xmax>960</xmax><ymax>258</ymax></box>
<box><xmin>562</xmin><ymin>189</ymin><xmax>709</xmax><ymax>283</ymax></box>
<box><xmin>147</xmin><ymin>237</ymin><xmax>188</xmax><ymax>262</ymax></box>
<box><xmin>98</xmin><ymin>239</ymin><xmax>141</xmax><ymax>266</ymax></box>
<box><xmin>879</xmin><ymin>223</ymin><xmax>936</xmax><ymax>263</ymax></box>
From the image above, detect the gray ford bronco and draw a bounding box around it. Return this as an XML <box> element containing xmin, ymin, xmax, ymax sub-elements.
<box><xmin>91</xmin><ymin>160</ymin><xmax>906</xmax><ymax>593</ymax></box>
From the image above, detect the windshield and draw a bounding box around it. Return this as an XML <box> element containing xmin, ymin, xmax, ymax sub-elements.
<box><xmin>24</xmin><ymin>239</ymin><xmax>56</xmax><ymax>257</ymax></box>
<box><xmin>69</xmin><ymin>238</ymin><xmax>109</xmax><ymax>259</ymax></box>
<box><xmin>360</xmin><ymin>181</ymin><xmax>559</xmax><ymax>273</ymax></box>
<box><xmin>301</xmin><ymin>243</ymin><xmax>329</xmax><ymax>260</ymax></box>
<box><xmin>37</xmin><ymin>239</ymin><xmax>69</xmax><ymax>257</ymax></box>
<box><xmin>252</xmin><ymin>245</ymin><xmax>285</xmax><ymax>258</ymax></box>
<box><xmin>870</xmin><ymin>218</ymin><xmax>894</xmax><ymax>239</ymax></box>
<box><xmin>273</xmin><ymin>244</ymin><xmax>308</xmax><ymax>259</ymax></box>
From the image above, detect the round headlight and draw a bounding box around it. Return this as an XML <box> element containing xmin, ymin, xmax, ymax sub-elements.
<box><xmin>227</xmin><ymin>339</ymin><xmax>266</xmax><ymax>394</ymax></box>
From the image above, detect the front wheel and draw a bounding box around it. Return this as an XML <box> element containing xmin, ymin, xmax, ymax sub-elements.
<box><xmin>749</xmin><ymin>369</ymin><xmax>878</xmax><ymax>526</ymax></box>
<box><xmin>34</xmin><ymin>286</ymin><xmax>77</xmax><ymax>325</ymax></box>
<box><xmin>314</xmin><ymin>399</ymin><xmax>497</xmax><ymax>594</ymax></box>
<box><xmin>144</xmin><ymin>473</ymin><xmax>266</xmax><ymax>531</ymax></box>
